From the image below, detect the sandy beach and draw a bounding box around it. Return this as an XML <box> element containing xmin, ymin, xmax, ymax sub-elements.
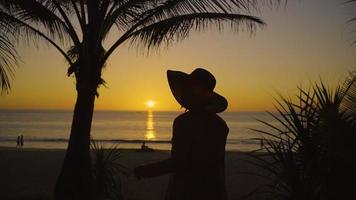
<box><xmin>0</xmin><ymin>147</ymin><xmax>267</xmax><ymax>200</ymax></box>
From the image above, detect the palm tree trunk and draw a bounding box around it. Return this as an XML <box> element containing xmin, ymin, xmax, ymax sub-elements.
<box><xmin>54</xmin><ymin>89</ymin><xmax>96</xmax><ymax>200</ymax></box>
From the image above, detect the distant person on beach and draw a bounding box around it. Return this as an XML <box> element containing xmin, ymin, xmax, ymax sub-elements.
<box><xmin>16</xmin><ymin>136</ymin><xmax>20</xmax><ymax>148</ymax></box>
<box><xmin>140</xmin><ymin>141</ymin><xmax>154</xmax><ymax>152</ymax></box>
<box><xmin>134</xmin><ymin>68</ymin><xmax>229</xmax><ymax>200</ymax></box>
<box><xmin>141</xmin><ymin>141</ymin><xmax>147</xmax><ymax>150</ymax></box>
<box><xmin>20</xmin><ymin>135</ymin><xmax>24</xmax><ymax>147</ymax></box>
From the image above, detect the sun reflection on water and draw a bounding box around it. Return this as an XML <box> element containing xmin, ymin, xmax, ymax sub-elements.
<box><xmin>145</xmin><ymin>110</ymin><xmax>155</xmax><ymax>140</ymax></box>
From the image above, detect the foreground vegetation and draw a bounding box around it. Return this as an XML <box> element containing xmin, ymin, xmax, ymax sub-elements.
<box><xmin>245</xmin><ymin>72</ymin><xmax>356</xmax><ymax>200</ymax></box>
<box><xmin>91</xmin><ymin>140</ymin><xmax>129</xmax><ymax>200</ymax></box>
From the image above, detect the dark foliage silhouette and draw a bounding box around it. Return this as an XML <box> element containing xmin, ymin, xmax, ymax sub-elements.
<box><xmin>343</xmin><ymin>71</ymin><xmax>356</xmax><ymax>121</ymax></box>
<box><xmin>243</xmin><ymin>75</ymin><xmax>356</xmax><ymax>200</ymax></box>
<box><xmin>0</xmin><ymin>14</ymin><xmax>18</xmax><ymax>93</ymax></box>
<box><xmin>348</xmin><ymin>0</ymin><xmax>356</xmax><ymax>46</ymax></box>
<box><xmin>91</xmin><ymin>139</ymin><xmax>129</xmax><ymax>200</ymax></box>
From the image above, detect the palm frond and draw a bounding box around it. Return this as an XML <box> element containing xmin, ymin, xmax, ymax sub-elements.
<box><xmin>0</xmin><ymin>1</ymin><xmax>73</xmax><ymax>65</ymax></box>
<box><xmin>0</xmin><ymin>11</ymin><xmax>72</xmax><ymax>65</ymax></box>
<box><xmin>102</xmin><ymin>0</ymin><xmax>154</xmax><ymax>37</ymax></box>
<box><xmin>342</xmin><ymin>71</ymin><xmax>356</xmax><ymax>117</ymax></box>
<box><xmin>1</xmin><ymin>0</ymin><xmax>72</xmax><ymax>45</ymax></box>
<box><xmin>129</xmin><ymin>12</ymin><xmax>264</xmax><ymax>50</ymax></box>
<box><xmin>0</xmin><ymin>19</ymin><xmax>18</xmax><ymax>93</ymax></box>
<box><xmin>103</xmin><ymin>0</ymin><xmax>279</xmax><ymax>65</ymax></box>
<box><xmin>244</xmin><ymin>79</ymin><xmax>356</xmax><ymax>199</ymax></box>
<box><xmin>345</xmin><ymin>0</ymin><xmax>356</xmax><ymax>45</ymax></box>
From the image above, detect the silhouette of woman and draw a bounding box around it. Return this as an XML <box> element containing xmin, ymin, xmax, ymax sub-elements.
<box><xmin>134</xmin><ymin>68</ymin><xmax>229</xmax><ymax>200</ymax></box>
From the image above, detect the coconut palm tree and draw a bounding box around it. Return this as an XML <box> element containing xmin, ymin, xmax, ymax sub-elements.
<box><xmin>0</xmin><ymin>0</ymin><xmax>273</xmax><ymax>199</ymax></box>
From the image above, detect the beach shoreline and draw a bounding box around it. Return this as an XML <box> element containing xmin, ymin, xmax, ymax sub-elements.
<box><xmin>0</xmin><ymin>147</ymin><xmax>265</xmax><ymax>200</ymax></box>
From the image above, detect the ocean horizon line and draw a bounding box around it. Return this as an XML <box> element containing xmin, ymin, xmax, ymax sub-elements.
<box><xmin>0</xmin><ymin>137</ymin><xmax>260</xmax><ymax>145</ymax></box>
<box><xmin>0</xmin><ymin>108</ymin><xmax>272</xmax><ymax>113</ymax></box>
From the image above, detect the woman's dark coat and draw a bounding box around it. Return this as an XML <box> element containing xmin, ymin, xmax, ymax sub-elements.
<box><xmin>141</xmin><ymin>111</ymin><xmax>229</xmax><ymax>200</ymax></box>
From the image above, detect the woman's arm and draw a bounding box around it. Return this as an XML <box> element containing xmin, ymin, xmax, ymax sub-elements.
<box><xmin>134</xmin><ymin>115</ymin><xmax>192</xmax><ymax>178</ymax></box>
<box><xmin>134</xmin><ymin>159</ymin><xmax>172</xmax><ymax>178</ymax></box>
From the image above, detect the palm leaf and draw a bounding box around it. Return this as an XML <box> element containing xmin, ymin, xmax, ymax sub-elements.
<box><xmin>0</xmin><ymin>20</ymin><xmax>17</xmax><ymax>93</ymax></box>
<box><xmin>103</xmin><ymin>0</ymin><xmax>279</xmax><ymax>64</ymax></box>
<box><xmin>342</xmin><ymin>71</ymin><xmax>356</xmax><ymax>118</ymax></box>
<box><xmin>129</xmin><ymin>12</ymin><xmax>264</xmax><ymax>50</ymax></box>
<box><xmin>244</xmin><ymin>80</ymin><xmax>356</xmax><ymax>200</ymax></box>
<box><xmin>1</xmin><ymin>0</ymin><xmax>72</xmax><ymax>44</ymax></box>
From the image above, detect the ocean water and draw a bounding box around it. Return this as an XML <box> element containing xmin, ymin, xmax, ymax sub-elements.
<box><xmin>0</xmin><ymin>110</ymin><xmax>278</xmax><ymax>151</ymax></box>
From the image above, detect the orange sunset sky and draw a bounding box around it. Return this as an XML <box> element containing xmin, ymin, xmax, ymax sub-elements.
<box><xmin>1</xmin><ymin>0</ymin><xmax>355</xmax><ymax>112</ymax></box>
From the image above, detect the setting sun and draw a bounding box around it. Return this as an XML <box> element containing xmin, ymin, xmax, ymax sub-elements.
<box><xmin>146</xmin><ymin>100</ymin><xmax>155</xmax><ymax>108</ymax></box>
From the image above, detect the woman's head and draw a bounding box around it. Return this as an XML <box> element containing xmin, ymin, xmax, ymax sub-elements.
<box><xmin>167</xmin><ymin>68</ymin><xmax>228</xmax><ymax>113</ymax></box>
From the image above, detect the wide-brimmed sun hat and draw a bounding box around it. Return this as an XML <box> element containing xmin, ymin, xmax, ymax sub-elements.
<box><xmin>167</xmin><ymin>68</ymin><xmax>228</xmax><ymax>113</ymax></box>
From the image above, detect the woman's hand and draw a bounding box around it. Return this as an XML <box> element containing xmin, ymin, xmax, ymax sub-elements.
<box><xmin>134</xmin><ymin>159</ymin><xmax>172</xmax><ymax>179</ymax></box>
